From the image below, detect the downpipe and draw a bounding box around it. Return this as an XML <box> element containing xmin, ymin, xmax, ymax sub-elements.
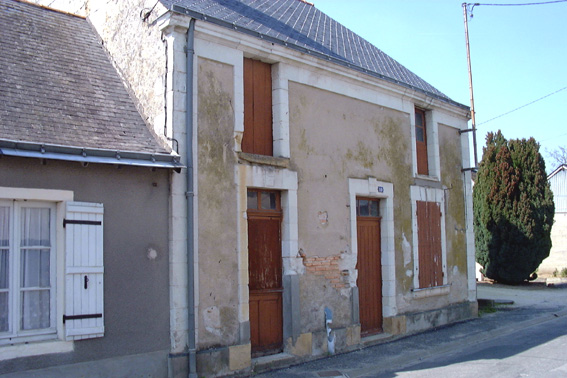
<box><xmin>186</xmin><ymin>18</ymin><xmax>197</xmax><ymax>378</ymax></box>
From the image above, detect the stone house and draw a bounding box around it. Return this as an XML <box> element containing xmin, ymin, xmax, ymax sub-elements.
<box><xmin>539</xmin><ymin>164</ymin><xmax>567</xmax><ymax>275</ymax></box>
<box><xmin>0</xmin><ymin>0</ymin><xmax>181</xmax><ymax>376</ymax></box>
<box><xmin>6</xmin><ymin>0</ymin><xmax>477</xmax><ymax>376</ymax></box>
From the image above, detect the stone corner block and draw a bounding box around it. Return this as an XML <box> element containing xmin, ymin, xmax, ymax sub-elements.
<box><xmin>286</xmin><ymin>332</ymin><xmax>312</xmax><ymax>357</ymax></box>
<box><xmin>383</xmin><ymin>315</ymin><xmax>407</xmax><ymax>335</ymax></box>
<box><xmin>229</xmin><ymin>343</ymin><xmax>251</xmax><ymax>371</ymax></box>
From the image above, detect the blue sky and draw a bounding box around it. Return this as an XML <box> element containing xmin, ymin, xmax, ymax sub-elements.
<box><xmin>315</xmin><ymin>0</ymin><xmax>567</xmax><ymax>170</ymax></box>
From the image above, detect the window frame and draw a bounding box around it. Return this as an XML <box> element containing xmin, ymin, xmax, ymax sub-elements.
<box><xmin>412</xmin><ymin>107</ymin><xmax>441</xmax><ymax>180</ymax></box>
<box><xmin>1</xmin><ymin>200</ymin><xmax>57</xmax><ymax>344</ymax></box>
<box><xmin>0</xmin><ymin>187</ymin><xmax>104</xmax><ymax>352</ymax></box>
<box><xmin>410</xmin><ymin>185</ymin><xmax>448</xmax><ymax>294</ymax></box>
<box><xmin>247</xmin><ymin>189</ymin><xmax>282</xmax><ymax>218</ymax></box>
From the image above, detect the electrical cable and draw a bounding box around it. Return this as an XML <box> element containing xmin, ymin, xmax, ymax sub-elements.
<box><xmin>478</xmin><ymin>86</ymin><xmax>567</xmax><ymax>126</ymax></box>
<box><xmin>472</xmin><ymin>0</ymin><xmax>567</xmax><ymax>6</ymax></box>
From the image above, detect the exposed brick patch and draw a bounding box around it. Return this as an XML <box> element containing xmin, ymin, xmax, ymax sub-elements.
<box><xmin>302</xmin><ymin>254</ymin><xmax>347</xmax><ymax>289</ymax></box>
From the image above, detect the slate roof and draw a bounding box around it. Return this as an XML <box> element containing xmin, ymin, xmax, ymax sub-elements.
<box><xmin>159</xmin><ymin>0</ymin><xmax>466</xmax><ymax>108</ymax></box>
<box><xmin>0</xmin><ymin>0</ymin><xmax>179</xmax><ymax>167</ymax></box>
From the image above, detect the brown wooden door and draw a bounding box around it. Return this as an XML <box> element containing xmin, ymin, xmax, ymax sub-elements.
<box><xmin>247</xmin><ymin>190</ymin><xmax>282</xmax><ymax>356</ymax></box>
<box><xmin>356</xmin><ymin>198</ymin><xmax>383</xmax><ymax>336</ymax></box>
<box><xmin>417</xmin><ymin>201</ymin><xmax>443</xmax><ymax>288</ymax></box>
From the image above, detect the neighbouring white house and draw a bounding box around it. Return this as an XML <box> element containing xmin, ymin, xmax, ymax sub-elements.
<box><xmin>539</xmin><ymin>164</ymin><xmax>567</xmax><ymax>276</ymax></box>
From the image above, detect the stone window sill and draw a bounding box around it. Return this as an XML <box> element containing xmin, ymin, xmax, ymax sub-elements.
<box><xmin>415</xmin><ymin>174</ymin><xmax>440</xmax><ymax>183</ymax></box>
<box><xmin>411</xmin><ymin>284</ymin><xmax>450</xmax><ymax>299</ymax></box>
<box><xmin>238</xmin><ymin>152</ymin><xmax>290</xmax><ymax>169</ymax></box>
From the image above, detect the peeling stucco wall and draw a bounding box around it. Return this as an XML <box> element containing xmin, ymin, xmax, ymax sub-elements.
<box><xmin>439</xmin><ymin>124</ymin><xmax>469</xmax><ymax>302</ymax></box>
<box><xmin>29</xmin><ymin>0</ymin><xmax>169</xmax><ymax>144</ymax></box>
<box><xmin>197</xmin><ymin>57</ymin><xmax>239</xmax><ymax>348</ymax></box>
<box><xmin>87</xmin><ymin>0</ymin><xmax>168</xmax><ymax>140</ymax></box>
<box><xmin>289</xmin><ymin>81</ymin><xmax>415</xmax><ymax>331</ymax></box>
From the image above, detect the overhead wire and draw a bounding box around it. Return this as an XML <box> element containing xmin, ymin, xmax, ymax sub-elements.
<box><xmin>472</xmin><ymin>0</ymin><xmax>567</xmax><ymax>6</ymax></box>
<box><xmin>477</xmin><ymin>86</ymin><xmax>567</xmax><ymax>126</ymax></box>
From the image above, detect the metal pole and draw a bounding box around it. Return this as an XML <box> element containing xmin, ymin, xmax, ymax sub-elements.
<box><xmin>463</xmin><ymin>3</ymin><xmax>479</xmax><ymax>168</ymax></box>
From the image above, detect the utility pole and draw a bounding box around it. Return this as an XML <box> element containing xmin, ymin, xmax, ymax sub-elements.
<box><xmin>462</xmin><ymin>2</ymin><xmax>479</xmax><ymax>168</ymax></box>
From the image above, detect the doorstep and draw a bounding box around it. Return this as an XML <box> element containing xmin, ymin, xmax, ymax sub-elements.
<box><xmin>251</xmin><ymin>352</ymin><xmax>296</xmax><ymax>374</ymax></box>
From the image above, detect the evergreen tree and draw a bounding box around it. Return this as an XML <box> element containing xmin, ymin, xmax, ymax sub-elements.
<box><xmin>474</xmin><ymin>131</ymin><xmax>554</xmax><ymax>284</ymax></box>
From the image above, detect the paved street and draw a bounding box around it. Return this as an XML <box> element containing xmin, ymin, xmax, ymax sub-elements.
<box><xmin>254</xmin><ymin>282</ymin><xmax>567</xmax><ymax>378</ymax></box>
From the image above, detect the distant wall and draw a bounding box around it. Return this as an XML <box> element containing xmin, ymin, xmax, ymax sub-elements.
<box><xmin>539</xmin><ymin>213</ymin><xmax>567</xmax><ymax>275</ymax></box>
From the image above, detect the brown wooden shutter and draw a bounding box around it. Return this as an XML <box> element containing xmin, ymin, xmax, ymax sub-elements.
<box><xmin>417</xmin><ymin>201</ymin><xmax>442</xmax><ymax>288</ymax></box>
<box><xmin>243</xmin><ymin>58</ymin><xmax>273</xmax><ymax>156</ymax></box>
<box><xmin>415</xmin><ymin>108</ymin><xmax>429</xmax><ymax>175</ymax></box>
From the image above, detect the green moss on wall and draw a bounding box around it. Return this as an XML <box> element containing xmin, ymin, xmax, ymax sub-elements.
<box><xmin>439</xmin><ymin>126</ymin><xmax>467</xmax><ymax>272</ymax></box>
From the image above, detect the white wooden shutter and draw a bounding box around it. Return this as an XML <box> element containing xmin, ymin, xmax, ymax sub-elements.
<box><xmin>64</xmin><ymin>201</ymin><xmax>104</xmax><ymax>340</ymax></box>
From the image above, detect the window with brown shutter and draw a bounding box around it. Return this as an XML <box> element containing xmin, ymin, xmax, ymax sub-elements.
<box><xmin>243</xmin><ymin>58</ymin><xmax>273</xmax><ymax>156</ymax></box>
<box><xmin>416</xmin><ymin>200</ymin><xmax>443</xmax><ymax>288</ymax></box>
<box><xmin>415</xmin><ymin>108</ymin><xmax>429</xmax><ymax>175</ymax></box>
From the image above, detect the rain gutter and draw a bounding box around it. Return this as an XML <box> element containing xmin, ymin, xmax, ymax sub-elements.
<box><xmin>0</xmin><ymin>139</ymin><xmax>183</xmax><ymax>171</ymax></box>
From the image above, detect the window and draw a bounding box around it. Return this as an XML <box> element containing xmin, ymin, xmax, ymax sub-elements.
<box><xmin>416</xmin><ymin>201</ymin><xmax>443</xmax><ymax>288</ymax></box>
<box><xmin>356</xmin><ymin>198</ymin><xmax>380</xmax><ymax>218</ymax></box>
<box><xmin>410</xmin><ymin>185</ymin><xmax>447</xmax><ymax>293</ymax></box>
<box><xmin>0</xmin><ymin>201</ymin><xmax>56</xmax><ymax>340</ymax></box>
<box><xmin>415</xmin><ymin>107</ymin><xmax>428</xmax><ymax>175</ymax></box>
<box><xmin>247</xmin><ymin>189</ymin><xmax>281</xmax><ymax>213</ymax></box>
<box><xmin>242</xmin><ymin>58</ymin><xmax>273</xmax><ymax>156</ymax></box>
<box><xmin>0</xmin><ymin>193</ymin><xmax>104</xmax><ymax>346</ymax></box>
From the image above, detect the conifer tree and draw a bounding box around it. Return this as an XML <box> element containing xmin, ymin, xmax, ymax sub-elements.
<box><xmin>474</xmin><ymin>131</ymin><xmax>554</xmax><ymax>284</ymax></box>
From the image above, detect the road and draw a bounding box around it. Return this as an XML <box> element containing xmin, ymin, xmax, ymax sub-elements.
<box><xmin>373</xmin><ymin>314</ymin><xmax>567</xmax><ymax>378</ymax></box>
<box><xmin>254</xmin><ymin>283</ymin><xmax>567</xmax><ymax>378</ymax></box>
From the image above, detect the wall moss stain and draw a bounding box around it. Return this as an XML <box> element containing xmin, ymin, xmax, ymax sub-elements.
<box><xmin>197</xmin><ymin>58</ymin><xmax>239</xmax><ymax>346</ymax></box>
<box><xmin>373</xmin><ymin>117</ymin><xmax>414</xmax><ymax>293</ymax></box>
<box><xmin>439</xmin><ymin>125</ymin><xmax>467</xmax><ymax>273</ymax></box>
<box><xmin>198</xmin><ymin>59</ymin><xmax>236</xmax><ymax>211</ymax></box>
<box><xmin>345</xmin><ymin>141</ymin><xmax>374</xmax><ymax>169</ymax></box>
<box><xmin>298</xmin><ymin>128</ymin><xmax>315</xmax><ymax>155</ymax></box>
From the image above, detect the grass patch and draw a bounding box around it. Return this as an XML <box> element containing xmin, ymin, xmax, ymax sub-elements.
<box><xmin>552</xmin><ymin>267</ymin><xmax>567</xmax><ymax>278</ymax></box>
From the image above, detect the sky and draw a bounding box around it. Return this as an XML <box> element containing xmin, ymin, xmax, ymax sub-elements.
<box><xmin>314</xmin><ymin>0</ymin><xmax>567</xmax><ymax>171</ymax></box>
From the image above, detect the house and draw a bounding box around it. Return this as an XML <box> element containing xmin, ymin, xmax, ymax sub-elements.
<box><xmin>539</xmin><ymin>164</ymin><xmax>567</xmax><ymax>275</ymax></box>
<box><xmin>7</xmin><ymin>0</ymin><xmax>477</xmax><ymax>376</ymax></box>
<box><xmin>0</xmin><ymin>0</ymin><xmax>182</xmax><ymax>376</ymax></box>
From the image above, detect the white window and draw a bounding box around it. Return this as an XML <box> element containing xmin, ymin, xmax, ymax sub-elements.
<box><xmin>0</xmin><ymin>190</ymin><xmax>104</xmax><ymax>347</ymax></box>
<box><xmin>0</xmin><ymin>201</ymin><xmax>56</xmax><ymax>341</ymax></box>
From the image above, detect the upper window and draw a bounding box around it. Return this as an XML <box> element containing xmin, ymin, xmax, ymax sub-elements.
<box><xmin>415</xmin><ymin>108</ymin><xmax>428</xmax><ymax>175</ymax></box>
<box><xmin>242</xmin><ymin>58</ymin><xmax>273</xmax><ymax>156</ymax></box>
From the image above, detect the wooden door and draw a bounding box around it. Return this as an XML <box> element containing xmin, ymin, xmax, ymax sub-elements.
<box><xmin>417</xmin><ymin>201</ymin><xmax>443</xmax><ymax>288</ymax></box>
<box><xmin>356</xmin><ymin>198</ymin><xmax>383</xmax><ymax>336</ymax></box>
<box><xmin>247</xmin><ymin>190</ymin><xmax>283</xmax><ymax>356</ymax></box>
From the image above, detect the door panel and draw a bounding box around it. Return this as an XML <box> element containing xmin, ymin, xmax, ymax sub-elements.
<box><xmin>357</xmin><ymin>216</ymin><xmax>383</xmax><ymax>335</ymax></box>
<box><xmin>248</xmin><ymin>215</ymin><xmax>282</xmax><ymax>356</ymax></box>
